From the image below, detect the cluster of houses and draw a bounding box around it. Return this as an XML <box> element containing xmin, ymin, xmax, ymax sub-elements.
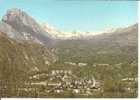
<box><xmin>0</xmin><ymin>68</ymin><xmax>137</xmax><ymax>97</ymax></box>
<box><xmin>121</xmin><ymin>77</ymin><xmax>138</xmax><ymax>93</ymax></box>
<box><xmin>64</xmin><ymin>61</ymin><xmax>111</xmax><ymax>67</ymax></box>
<box><xmin>64</xmin><ymin>61</ymin><xmax>112</xmax><ymax>67</ymax></box>
<box><xmin>28</xmin><ymin>69</ymin><xmax>101</xmax><ymax>95</ymax></box>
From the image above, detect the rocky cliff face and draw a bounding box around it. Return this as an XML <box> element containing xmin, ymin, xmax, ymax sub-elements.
<box><xmin>0</xmin><ymin>8</ymin><xmax>51</xmax><ymax>45</ymax></box>
<box><xmin>0</xmin><ymin>8</ymin><xmax>57</xmax><ymax>73</ymax></box>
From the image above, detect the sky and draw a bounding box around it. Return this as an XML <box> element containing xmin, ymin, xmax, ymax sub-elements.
<box><xmin>0</xmin><ymin>0</ymin><xmax>138</xmax><ymax>32</ymax></box>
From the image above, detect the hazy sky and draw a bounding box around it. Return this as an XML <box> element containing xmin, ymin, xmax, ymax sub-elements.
<box><xmin>0</xmin><ymin>0</ymin><xmax>138</xmax><ymax>32</ymax></box>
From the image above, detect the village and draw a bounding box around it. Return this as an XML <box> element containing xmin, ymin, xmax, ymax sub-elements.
<box><xmin>0</xmin><ymin>60</ymin><xmax>137</xmax><ymax>97</ymax></box>
<box><xmin>15</xmin><ymin>60</ymin><xmax>137</xmax><ymax>97</ymax></box>
<box><xmin>27</xmin><ymin>69</ymin><xmax>102</xmax><ymax>96</ymax></box>
<box><xmin>0</xmin><ymin>63</ymin><xmax>137</xmax><ymax>97</ymax></box>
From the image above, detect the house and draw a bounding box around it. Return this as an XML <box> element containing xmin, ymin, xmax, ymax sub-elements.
<box><xmin>51</xmin><ymin>70</ymin><xmax>56</xmax><ymax>75</ymax></box>
<box><xmin>64</xmin><ymin>62</ymin><xmax>77</xmax><ymax>66</ymax></box>
<box><xmin>93</xmin><ymin>63</ymin><xmax>109</xmax><ymax>67</ymax></box>
<box><xmin>47</xmin><ymin>82</ymin><xmax>61</xmax><ymax>87</ymax></box>
<box><xmin>55</xmin><ymin>89</ymin><xmax>63</xmax><ymax>93</ymax></box>
<box><xmin>73</xmin><ymin>89</ymin><xmax>80</xmax><ymax>94</ymax></box>
<box><xmin>31</xmin><ymin>81</ymin><xmax>46</xmax><ymax>86</ymax></box>
<box><xmin>44</xmin><ymin>60</ymin><xmax>50</xmax><ymax>65</ymax></box>
<box><xmin>78</xmin><ymin>63</ymin><xmax>87</xmax><ymax>66</ymax></box>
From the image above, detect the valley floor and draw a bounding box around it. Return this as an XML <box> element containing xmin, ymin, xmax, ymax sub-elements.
<box><xmin>0</xmin><ymin>62</ymin><xmax>138</xmax><ymax>98</ymax></box>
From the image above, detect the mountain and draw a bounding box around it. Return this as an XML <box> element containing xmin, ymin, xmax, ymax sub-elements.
<box><xmin>0</xmin><ymin>8</ymin><xmax>58</xmax><ymax>72</ymax></box>
<box><xmin>89</xmin><ymin>23</ymin><xmax>138</xmax><ymax>46</ymax></box>
<box><xmin>43</xmin><ymin>23</ymin><xmax>136</xmax><ymax>40</ymax></box>
<box><xmin>42</xmin><ymin>23</ymin><xmax>62</xmax><ymax>39</ymax></box>
<box><xmin>42</xmin><ymin>23</ymin><xmax>101</xmax><ymax>40</ymax></box>
<box><xmin>0</xmin><ymin>32</ymin><xmax>56</xmax><ymax>72</ymax></box>
<box><xmin>0</xmin><ymin>8</ymin><xmax>137</xmax><ymax>66</ymax></box>
<box><xmin>0</xmin><ymin>8</ymin><xmax>51</xmax><ymax>45</ymax></box>
<box><xmin>53</xmin><ymin>24</ymin><xmax>138</xmax><ymax>64</ymax></box>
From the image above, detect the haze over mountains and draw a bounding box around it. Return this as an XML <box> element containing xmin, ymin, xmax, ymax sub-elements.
<box><xmin>43</xmin><ymin>21</ymin><xmax>137</xmax><ymax>40</ymax></box>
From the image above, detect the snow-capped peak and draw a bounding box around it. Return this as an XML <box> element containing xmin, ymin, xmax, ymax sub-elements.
<box><xmin>42</xmin><ymin>23</ymin><xmax>137</xmax><ymax>40</ymax></box>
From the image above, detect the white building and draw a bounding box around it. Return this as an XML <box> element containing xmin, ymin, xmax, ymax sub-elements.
<box><xmin>78</xmin><ymin>63</ymin><xmax>87</xmax><ymax>66</ymax></box>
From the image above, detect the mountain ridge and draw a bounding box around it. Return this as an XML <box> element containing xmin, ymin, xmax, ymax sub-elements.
<box><xmin>42</xmin><ymin>22</ymin><xmax>138</xmax><ymax>40</ymax></box>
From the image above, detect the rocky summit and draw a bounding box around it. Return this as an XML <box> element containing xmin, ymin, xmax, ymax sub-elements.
<box><xmin>0</xmin><ymin>8</ymin><xmax>51</xmax><ymax>45</ymax></box>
